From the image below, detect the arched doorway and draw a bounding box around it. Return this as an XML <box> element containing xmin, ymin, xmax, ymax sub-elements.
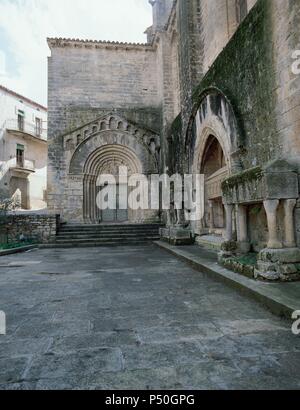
<box><xmin>200</xmin><ymin>135</ymin><xmax>228</xmax><ymax>235</ymax></box>
<box><xmin>63</xmin><ymin>113</ymin><xmax>160</xmax><ymax>224</ymax></box>
<box><xmin>83</xmin><ymin>144</ymin><xmax>142</xmax><ymax>224</ymax></box>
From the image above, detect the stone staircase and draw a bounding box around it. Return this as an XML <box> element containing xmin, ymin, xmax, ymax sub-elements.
<box><xmin>44</xmin><ymin>224</ymin><xmax>162</xmax><ymax>248</ymax></box>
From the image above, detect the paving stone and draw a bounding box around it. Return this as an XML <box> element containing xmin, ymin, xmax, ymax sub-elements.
<box><xmin>24</xmin><ymin>348</ymin><xmax>122</xmax><ymax>381</ymax></box>
<box><xmin>121</xmin><ymin>342</ymin><xmax>207</xmax><ymax>371</ymax></box>
<box><xmin>15</xmin><ymin>319</ymin><xmax>91</xmax><ymax>339</ymax></box>
<box><xmin>0</xmin><ymin>337</ymin><xmax>51</xmax><ymax>358</ymax></box>
<box><xmin>0</xmin><ymin>357</ymin><xmax>29</xmax><ymax>384</ymax></box>
<box><xmin>49</xmin><ymin>331</ymin><xmax>140</xmax><ymax>354</ymax></box>
<box><xmin>138</xmin><ymin>324</ymin><xmax>222</xmax><ymax>344</ymax></box>
<box><xmin>0</xmin><ymin>246</ymin><xmax>299</xmax><ymax>389</ymax></box>
<box><xmin>87</xmin><ymin>367</ymin><xmax>181</xmax><ymax>390</ymax></box>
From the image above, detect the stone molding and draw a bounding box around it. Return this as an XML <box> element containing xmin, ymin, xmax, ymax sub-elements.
<box><xmin>47</xmin><ymin>38</ymin><xmax>154</xmax><ymax>52</ymax></box>
<box><xmin>222</xmin><ymin>160</ymin><xmax>299</xmax><ymax>205</ymax></box>
<box><xmin>64</xmin><ymin>113</ymin><xmax>160</xmax><ymax>156</ymax></box>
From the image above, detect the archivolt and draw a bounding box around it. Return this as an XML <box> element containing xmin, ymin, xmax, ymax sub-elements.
<box><xmin>84</xmin><ymin>144</ymin><xmax>142</xmax><ymax>176</ymax></box>
<box><xmin>69</xmin><ymin>131</ymin><xmax>158</xmax><ymax>175</ymax></box>
<box><xmin>187</xmin><ymin>88</ymin><xmax>244</xmax><ymax>174</ymax></box>
<box><xmin>187</xmin><ymin>88</ymin><xmax>243</xmax><ymax>151</ymax></box>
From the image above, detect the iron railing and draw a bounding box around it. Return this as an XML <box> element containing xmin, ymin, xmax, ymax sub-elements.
<box><xmin>5</xmin><ymin>119</ymin><xmax>47</xmax><ymax>140</ymax></box>
<box><xmin>9</xmin><ymin>157</ymin><xmax>35</xmax><ymax>172</ymax></box>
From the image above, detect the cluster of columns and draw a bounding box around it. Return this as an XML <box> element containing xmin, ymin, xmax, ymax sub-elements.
<box><xmin>83</xmin><ymin>174</ymin><xmax>100</xmax><ymax>223</ymax></box>
<box><xmin>223</xmin><ymin>199</ymin><xmax>297</xmax><ymax>250</ymax></box>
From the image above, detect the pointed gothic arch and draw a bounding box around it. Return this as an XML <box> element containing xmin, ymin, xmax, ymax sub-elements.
<box><xmin>188</xmin><ymin>89</ymin><xmax>243</xmax><ymax>236</ymax></box>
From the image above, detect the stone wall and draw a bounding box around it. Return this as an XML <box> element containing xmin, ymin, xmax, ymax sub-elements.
<box><xmin>173</xmin><ymin>0</ymin><xmax>259</xmax><ymax>151</ymax></box>
<box><xmin>1</xmin><ymin>214</ymin><xmax>59</xmax><ymax>244</ymax></box>
<box><xmin>190</xmin><ymin>0</ymin><xmax>277</xmax><ymax>169</ymax></box>
<box><xmin>48</xmin><ymin>39</ymin><xmax>160</xmax><ymax>139</ymax></box>
<box><xmin>177</xmin><ymin>0</ymin><xmax>300</xmax><ymax>172</ymax></box>
<box><xmin>160</xmin><ymin>0</ymin><xmax>300</xmax><ymax>276</ymax></box>
<box><xmin>47</xmin><ymin>38</ymin><xmax>163</xmax><ymax>218</ymax></box>
<box><xmin>272</xmin><ymin>0</ymin><xmax>300</xmax><ymax>166</ymax></box>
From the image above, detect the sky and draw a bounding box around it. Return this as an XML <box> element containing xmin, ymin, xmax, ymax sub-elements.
<box><xmin>0</xmin><ymin>0</ymin><xmax>153</xmax><ymax>107</ymax></box>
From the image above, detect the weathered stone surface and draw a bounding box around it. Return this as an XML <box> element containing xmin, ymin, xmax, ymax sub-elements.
<box><xmin>259</xmin><ymin>248</ymin><xmax>300</xmax><ymax>264</ymax></box>
<box><xmin>45</xmin><ymin>0</ymin><xmax>300</xmax><ymax>261</ymax></box>
<box><xmin>1</xmin><ymin>214</ymin><xmax>58</xmax><ymax>244</ymax></box>
<box><xmin>160</xmin><ymin>226</ymin><xmax>194</xmax><ymax>246</ymax></box>
<box><xmin>0</xmin><ymin>245</ymin><xmax>299</xmax><ymax>390</ymax></box>
<box><xmin>255</xmin><ymin>248</ymin><xmax>300</xmax><ymax>281</ymax></box>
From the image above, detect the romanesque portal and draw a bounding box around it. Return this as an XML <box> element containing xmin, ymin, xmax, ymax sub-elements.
<box><xmin>51</xmin><ymin>114</ymin><xmax>160</xmax><ymax>224</ymax></box>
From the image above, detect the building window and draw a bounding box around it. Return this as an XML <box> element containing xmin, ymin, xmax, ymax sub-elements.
<box><xmin>236</xmin><ymin>0</ymin><xmax>248</xmax><ymax>24</ymax></box>
<box><xmin>16</xmin><ymin>144</ymin><xmax>24</xmax><ymax>168</ymax></box>
<box><xmin>35</xmin><ymin>117</ymin><xmax>42</xmax><ymax>136</ymax></box>
<box><xmin>17</xmin><ymin>110</ymin><xmax>25</xmax><ymax>132</ymax></box>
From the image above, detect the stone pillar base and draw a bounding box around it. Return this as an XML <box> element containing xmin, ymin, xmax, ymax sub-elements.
<box><xmin>160</xmin><ymin>227</ymin><xmax>194</xmax><ymax>246</ymax></box>
<box><xmin>255</xmin><ymin>248</ymin><xmax>300</xmax><ymax>282</ymax></box>
<box><xmin>237</xmin><ymin>241</ymin><xmax>251</xmax><ymax>254</ymax></box>
<box><xmin>219</xmin><ymin>240</ymin><xmax>237</xmax><ymax>258</ymax></box>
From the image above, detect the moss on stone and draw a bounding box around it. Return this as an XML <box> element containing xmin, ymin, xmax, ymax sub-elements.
<box><xmin>222</xmin><ymin>166</ymin><xmax>264</xmax><ymax>194</ymax></box>
<box><xmin>189</xmin><ymin>0</ymin><xmax>277</xmax><ymax>168</ymax></box>
<box><xmin>220</xmin><ymin>253</ymin><xmax>258</xmax><ymax>279</ymax></box>
<box><xmin>235</xmin><ymin>253</ymin><xmax>258</xmax><ymax>267</ymax></box>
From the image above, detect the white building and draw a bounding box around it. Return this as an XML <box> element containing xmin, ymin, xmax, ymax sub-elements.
<box><xmin>0</xmin><ymin>85</ymin><xmax>47</xmax><ymax>210</ymax></box>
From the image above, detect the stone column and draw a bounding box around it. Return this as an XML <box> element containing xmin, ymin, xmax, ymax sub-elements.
<box><xmin>237</xmin><ymin>205</ymin><xmax>247</xmax><ymax>242</ymax></box>
<box><xmin>263</xmin><ymin>199</ymin><xmax>282</xmax><ymax>249</ymax></box>
<box><xmin>224</xmin><ymin>204</ymin><xmax>234</xmax><ymax>242</ymax></box>
<box><xmin>208</xmin><ymin>200</ymin><xmax>214</xmax><ymax>231</ymax></box>
<box><xmin>90</xmin><ymin>176</ymin><xmax>96</xmax><ymax>224</ymax></box>
<box><xmin>236</xmin><ymin>204</ymin><xmax>250</xmax><ymax>253</ymax></box>
<box><xmin>283</xmin><ymin>199</ymin><xmax>297</xmax><ymax>248</ymax></box>
<box><xmin>83</xmin><ymin>176</ymin><xmax>88</xmax><ymax>222</ymax></box>
<box><xmin>85</xmin><ymin>175</ymin><xmax>92</xmax><ymax>224</ymax></box>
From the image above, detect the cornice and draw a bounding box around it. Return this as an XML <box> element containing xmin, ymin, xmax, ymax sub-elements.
<box><xmin>47</xmin><ymin>37</ymin><xmax>155</xmax><ymax>52</ymax></box>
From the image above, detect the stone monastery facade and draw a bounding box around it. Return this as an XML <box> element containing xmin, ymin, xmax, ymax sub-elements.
<box><xmin>47</xmin><ymin>0</ymin><xmax>300</xmax><ymax>280</ymax></box>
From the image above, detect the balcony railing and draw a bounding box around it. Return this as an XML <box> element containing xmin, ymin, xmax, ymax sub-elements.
<box><xmin>9</xmin><ymin>158</ymin><xmax>35</xmax><ymax>173</ymax></box>
<box><xmin>4</xmin><ymin>119</ymin><xmax>47</xmax><ymax>140</ymax></box>
<box><xmin>205</xmin><ymin>167</ymin><xmax>228</xmax><ymax>200</ymax></box>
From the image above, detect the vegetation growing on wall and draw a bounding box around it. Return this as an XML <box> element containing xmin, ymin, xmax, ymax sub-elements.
<box><xmin>0</xmin><ymin>198</ymin><xmax>19</xmax><ymax>244</ymax></box>
<box><xmin>187</xmin><ymin>0</ymin><xmax>277</xmax><ymax>169</ymax></box>
<box><xmin>168</xmin><ymin>113</ymin><xmax>183</xmax><ymax>174</ymax></box>
<box><xmin>221</xmin><ymin>166</ymin><xmax>264</xmax><ymax>194</ymax></box>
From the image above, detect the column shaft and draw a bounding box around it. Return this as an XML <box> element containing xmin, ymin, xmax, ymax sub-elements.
<box><xmin>224</xmin><ymin>204</ymin><xmax>233</xmax><ymax>242</ymax></box>
<box><xmin>283</xmin><ymin>199</ymin><xmax>297</xmax><ymax>248</ymax></box>
<box><xmin>208</xmin><ymin>200</ymin><xmax>214</xmax><ymax>231</ymax></box>
<box><xmin>263</xmin><ymin>199</ymin><xmax>282</xmax><ymax>249</ymax></box>
<box><xmin>237</xmin><ymin>205</ymin><xmax>248</xmax><ymax>242</ymax></box>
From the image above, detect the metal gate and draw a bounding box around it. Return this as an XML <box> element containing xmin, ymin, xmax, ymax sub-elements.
<box><xmin>101</xmin><ymin>184</ymin><xmax>128</xmax><ymax>223</ymax></box>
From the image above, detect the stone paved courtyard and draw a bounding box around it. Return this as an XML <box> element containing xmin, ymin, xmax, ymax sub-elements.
<box><xmin>0</xmin><ymin>245</ymin><xmax>299</xmax><ymax>390</ymax></box>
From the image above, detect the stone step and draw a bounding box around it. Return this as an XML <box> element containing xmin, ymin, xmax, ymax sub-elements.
<box><xmin>54</xmin><ymin>223</ymin><xmax>162</xmax><ymax>247</ymax></box>
<box><xmin>57</xmin><ymin>233</ymin><xmax>160</xmax><ymax>240</ymax></box>
<box><xmin>48</xmin><ymin>239</ymin><xmax>160</xmax><ymax>248</ymax></box>
<box><xmin>55</xmin><ymin>236</ymin><xmax>160</xmax><ymax>243</ymax></box>
<box><xmin>59</xmin><ymin>224</ymin><xmax>162</xmax><ymax>230</ymax></box>
<box><xmin>58</xmin><ymin>227</ymin><xmax>160</xmax><ymax>234</ymax></box>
